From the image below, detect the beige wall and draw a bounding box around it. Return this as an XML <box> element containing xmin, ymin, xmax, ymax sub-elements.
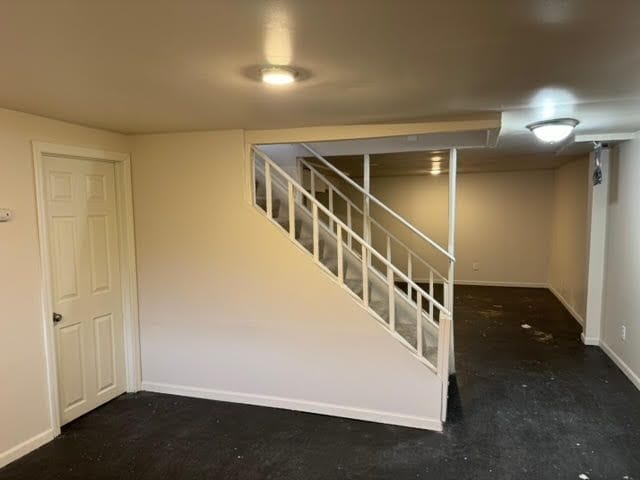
<box><xmin>131</xmin><ymin>131</ymin><xmax>443</xmax><ymax>428</ymax></box>
<box><xmin>0</xmin><ymin>107</ymin><xmax>600</xmax><ymax>465</ymax></box>
<box><xmin>5</xmin><ymin>119</ymin><xmax>497</xmax><ymax>464</ymax></box>
<box><xmin>600</xmin><ymin>139</ymin><xmax>640</xmax><ymax>388</ymax></box>
<box><xmin>0</xmin><ymin>108</ymin><xmax>129</xmax><ymax>465</ymax></box>
<box><xmin>368</xmin><ymin>170</ymin><xmax>555</xmax><ymax>286</ymax></box>
<box><xmin>549</xmin><ymin>157</ymin><xmax>589</xmax><ymax>322</ymax></box>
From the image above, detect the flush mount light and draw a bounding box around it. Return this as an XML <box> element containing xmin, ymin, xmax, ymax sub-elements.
<box><xmin>526</xmin><ymin>118</ymin><xmax>579</xmax><ymax>143</ymax></box>
<box><xmin>260</xmin><ymin>66</ymin><xmax>298</xmax><ymax>85</ymax></box>
<box><xmin>430</xmin><ymin>168</ymin><xmax>441</xmax><ymax>176</ymax></box>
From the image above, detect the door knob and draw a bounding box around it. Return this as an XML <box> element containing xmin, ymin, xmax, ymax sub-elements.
<box><xmin>53</xmin><ymin>312</ymin><xmax>63</xmax><ymax>323</ymax></box>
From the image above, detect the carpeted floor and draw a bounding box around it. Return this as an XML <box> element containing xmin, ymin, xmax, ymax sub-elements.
<box><xmin>1</xmin><ymin>286</ymin><xmax>639</xmax><ymax>479</ymax></box>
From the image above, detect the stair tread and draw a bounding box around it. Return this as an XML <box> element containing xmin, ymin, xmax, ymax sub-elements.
<box><xmin>369</xmin><ymin>299</ymin><xmax>387</xmax><ymax>310</ymax></box>
<box><xmin>256</xmin><ymin>197</ymin><xmax>282</xmax><ymax>217</ymax></box>
<box><xmin>299</xmin><ymin>236</ymin><xmax>323</xmax><ymax>245</ymax></box>
<box><xmin>298</xmin><ymin>237</ymin><xmax>326</xmax><ymax>257</ymax></box>
<box><xmin>277</xmin><ymin>218</ymin><xmax>302</xmax><ymax>229</ymax></box>
<box><xmin>256</xmin><ymin>195</ymin><xmax>281</xmax><ymax>203</ymax></box>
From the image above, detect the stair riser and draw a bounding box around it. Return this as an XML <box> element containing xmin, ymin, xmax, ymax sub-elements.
<box><xmin>256</xmin><ymin>197</ymin><xmax>281</xmax><ymax>218</ymax></box>
<box><xmin>298</xmin><ymin>238</ymin><xmax>326</xmax><ymax>259</ymax></box>
<box><xmin>277</xmin><ymin>219</ymin><xmax>304</xmax><ymax>239</ymax></box>
<box><xmin>321</xmin><ymin>256</ymin><xmax>352</xmax><ymax>278</ymax></box>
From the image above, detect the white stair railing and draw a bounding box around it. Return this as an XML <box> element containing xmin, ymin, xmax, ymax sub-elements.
<box><xmin>251</xmin><ymin>146</ymin><xmax>452</xmax><ymax>382</ymax></box>
<box><xmin>297</xmin><ymin>156</ymin><xmax>449</xmax><ymax>306</ymax></box>
<box><xmin>299</xmin><ymin>144</ymin><xmax>456</xmax><ymax>323</ymax></box>
<box><xmin>301</xmin><ymin>144</ymin><xmax>454</xmax><ymax>260</ymax></box>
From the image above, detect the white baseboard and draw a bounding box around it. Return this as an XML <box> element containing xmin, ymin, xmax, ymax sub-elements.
<box><xmin>580</xmin><ymin>332</ymin><xmax>600</xmax><ymax>346</ymax></box>
<box><xmin>0</xmin><ymin>429</ymin><xmax>55</xmax><ymax>469</ymax></box>
<box><xmin>142</xmin><ymin>381</ymin><xmax>442</xmax><ymax>432</ymax></box>
<box><xmin>411</xmin><ymin>278</ymin><xmax>548</xmax><ymax>288</ymax></box>
<box><xmin>548</xmin><ymin>284</ymin><xmax>585</xmax><ymax>326</ymax></box>
<box><xmin>599</xmin><ymin>341</ymin><xmax>640</xmax><ymax>391</ymax></box>
<box><xmin>455</xmin><ymin>280</ymin><xmax>548</xmax><ymax>288</ymax></box>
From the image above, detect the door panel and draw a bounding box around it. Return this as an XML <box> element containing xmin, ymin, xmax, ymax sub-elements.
<box><xmin>85</xmin><ymin>174</ymin><xmax>107</xmax><ymax>202</ymax></box>
<box><xmin>58</xmin><ymin>322</ymin><xmax>86</xmax><ymax>411</ymax></box>
<box><xmin>44</xmin><ymin>155</ymin><xmax>126</xmax><ymax>425</ymax></box>
<box><xmin>88</xmin><ymin>215</ymin><xmax>112</xmax><ymax>294</ymax></box>
<box><xmin>49</xmin><ymin>171</ymin><xmax>74</xmax><ymax>201</ymax></box>
<box><xmin>51</xmin><ymin>217</ymin><xmax>80</xmax><ymax>302</ymax></box>
<box><xmin>94</xmin><ymin>313</ymin><xmax>116</xmax><ymax>393</ymax></box>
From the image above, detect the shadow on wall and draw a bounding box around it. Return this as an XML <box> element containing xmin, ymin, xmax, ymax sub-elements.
<box><xmin>608</xmin><ymin>146</ymin><xmax>620</xmax><ymax>205</ymax></box>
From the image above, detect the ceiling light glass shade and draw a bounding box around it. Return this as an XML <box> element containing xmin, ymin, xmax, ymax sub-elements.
<box><xmin>526</xmin><ymin>118</ymin><xmax>579</xmax><ymax>143</ymax></box>
<box><xmin>430</xmin><ymin>169</ymin><xmax>441</xmax><ymax>176</ymax></box>
<box><xmin>261</xmin><ymin>66</ymin><xmax>297</xmax><ymax>85</ymax></box>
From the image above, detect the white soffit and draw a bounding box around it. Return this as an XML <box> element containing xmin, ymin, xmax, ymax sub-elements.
<box><xmin>557</xmin><ymin>131</ymin><xmax>640</xmax><ymax>155</ymax></box>
<box><xmin>273</xmin><ymin>130</ymin><xmax>493</xmax><ymax>158</ymax></box>
<box><xmin>573</xmin><ymin>132</ymin><xmax>639</xmax><ymax>143</ymax></box>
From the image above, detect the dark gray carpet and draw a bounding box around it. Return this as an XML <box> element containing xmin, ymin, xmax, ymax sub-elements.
<box><xmin>1</xmin><ymin>286</ymin><xmax>639</xmax><ymax>479</ymax></box>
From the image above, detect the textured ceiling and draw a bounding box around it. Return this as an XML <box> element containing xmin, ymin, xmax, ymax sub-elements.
<box><xmin>1</xmin><ymin>0</ymin><xmax>639</xmax><ymax>155</ymax></box>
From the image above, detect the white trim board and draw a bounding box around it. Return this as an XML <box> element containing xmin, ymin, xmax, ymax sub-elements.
<box><xmin>31</xmin><ymin>142</ymin><xmax>141</xmax><ymax>441</ymax></box>
<box><xmin>599</xmin><ymin>341</ymin><xmax>640</xmax><ymax>391</ymax></box>
<box><xmin>454</xmin><ymin>280</ymin><xmax>548</xmax><ymax>288</ymax></box>
<box><xmin>142</xmin><ymin>381</ymin><xmax>443</xmax><ymax>432</ymax></box>
<box><xmin>580</xmin><ymin>333</ymin><xmax>600</xmax><ymax>346</ymax></box>
<box><xmin>411</xmin><ymin>278</ymin><xmax>548</xmax><ymax>288</ymax></box>
<box><xmin>0</xmin><ymin>429</ymin><xmax>55</xmax><ymax>469</ymax></box>
<box><xmin>548</xmin><ymin>284</ymin><xmax>585</xmax><ymax>326</ymax></box>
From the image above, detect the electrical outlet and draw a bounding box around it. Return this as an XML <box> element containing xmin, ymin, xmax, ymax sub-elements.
<box><xmin>473</xmin><ymin>262</ymin><xmax>480</xmax><ymax>272</ymax></box>
<box><xmin>622</xmin><ymin>325</ymin><xmax>626</xmax><ymax>341</ymax></box>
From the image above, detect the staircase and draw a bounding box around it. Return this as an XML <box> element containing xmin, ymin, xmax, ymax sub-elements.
<box><xmin>251</xmin><ymin>145</ymin><xmax>455</xmax><ymax>422</ymax></box>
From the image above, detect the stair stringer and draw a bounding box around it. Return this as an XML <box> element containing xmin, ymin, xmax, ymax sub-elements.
<box><xmin>238</xmin><ymin>189</ymin><xmax>447</xmax><ymax>427</ymax></box>
<box><xmin>255</xmin><ymin>171</ymin><xmax>442</xmax><ymax>370</ymax></box>
<box><xmin>252</xmin><ymin>207</ymin><xmax>444</xmax><ymax>430</ymax></box>
<box><xmin>141</xmin><ymin>198</ymin><xmax>444</xmax><ymax>431</ymax></box>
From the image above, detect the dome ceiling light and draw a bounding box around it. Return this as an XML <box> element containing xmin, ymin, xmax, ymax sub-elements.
<box><xmin>260</xmin><ymin>66</ymin><xmax>298</xmax><ymax>85</ymax></box>
<box><xmin>526</xmin><ymin>118</ymin><xmax>580</xmax><ymax>143</ymax></box>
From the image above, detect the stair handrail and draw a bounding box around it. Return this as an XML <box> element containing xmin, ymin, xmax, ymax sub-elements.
<box><xmin>300</xmin><ymin>143</ymin><xmax>455</xmax><ymax>263</ymax></box>
<box><xmin>255</xmin><ymin>159</ymin><xmax>441</xmax><ymax>331</ymax></box>
<box><xmin>254</xmin><ymin>146</ymin><xmax>452</xmax><ymax>378</ymax></box>
<box><xmin>253</xmin><ymin>146</ymin><xmax>451</xmax><ymax>319</ymax></box>
<box><xmin>297</xmin><ymin>157</ymin><xmax>448</xmax><ymax>282</ymax></box>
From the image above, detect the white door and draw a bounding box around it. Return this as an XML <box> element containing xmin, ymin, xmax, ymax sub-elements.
<box><xmin>44</xmin><ymin>155</ymin><xmax>126</xmax><ymax>425</ymax></box>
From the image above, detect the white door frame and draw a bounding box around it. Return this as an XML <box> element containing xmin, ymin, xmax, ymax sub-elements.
<box><xmin>32</xmin><ymin>141</ymin><xmax>141</xmax><ymax>436</ymax></box>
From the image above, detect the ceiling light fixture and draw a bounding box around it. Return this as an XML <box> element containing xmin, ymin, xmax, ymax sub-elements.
<box><xmin>430</xmin><ymin>168</ymin><xmax>441</xmax><ymax>176</ymax></box>
<box><xmin>526</xmin><ymin>118</ymin><xmax>579</xmax><ymax>143</ymax></box>
<box><xmin>431</xmin><ymin>155</ymin><xmax>443</xmax><ymax>162</ymax></box>
<box><xmin>260</xmin><ymin>66</ymin><xmax>298</xmax><ymax>85</ymax></box>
